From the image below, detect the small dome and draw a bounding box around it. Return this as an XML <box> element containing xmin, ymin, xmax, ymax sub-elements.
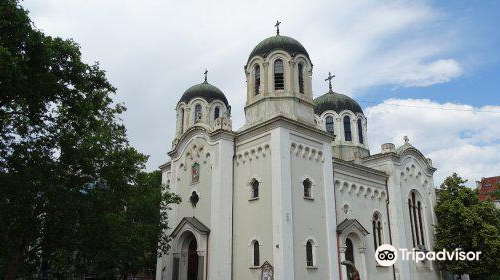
<box><xmin>179</xmin><ymin>81</ymin><xmax>229</xmax><ymax>107</ymax></box>
<box><xmin>314</xmin><ymin>92</ymin><xmax>363</xmax><ymax>115</ymax></box>
<box><xmin>248</xmin><ymin>35</ymin><xmax>310</xmax><ymax>62</ymax></box>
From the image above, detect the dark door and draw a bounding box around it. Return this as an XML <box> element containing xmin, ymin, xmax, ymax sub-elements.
<box><xmin>187</xmin><ymin>239</ymin><xmax>198</xmax><ymax>280</ymax></box>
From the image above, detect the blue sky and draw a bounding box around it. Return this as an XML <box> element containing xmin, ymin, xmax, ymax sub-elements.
<box><xmin>23</xmin><ymin>0</ymin><xmax>500</xmax><ymax>185</ymax></box>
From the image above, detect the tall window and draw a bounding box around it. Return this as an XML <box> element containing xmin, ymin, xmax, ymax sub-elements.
<box><xmin>194</xmin><ymin>105</ymin><xmax>202</xmax><ymax>123</ymax></box>
<box><xmin>274</xmin><ymin>59</ymin><xmax>284</xmax><ymax>90</ymax></box>
<box><xmin>298</xmin><ymin>63</ymin><xmax>304</xmax><ymax>94</ymax></box>
<box><xmin>180</xmin><ymin>108</ymin><xmax>185</xmax><ymax>134</ymax></box>
<box><xmin>408</xmin><ymin>191</ymin><xmax>425</xmax><ymax>248</ymax></box>
<box><xmin>251</xmin><ymin>179</ymin><xmax>259</xmax><ymax>199</ymax></box>
<box><xmin>192</xmin><ymin>162</ymin><xmax>200</xmax><ymax>183</ymax></box>
<box><xmin>372</xmin><ymin>213</ymin><xmax>382</xmax><ymax>249</ymax></box>
<box><xmin>357</xmin><ymin>119</ymin><xmax>364</xmax><ymax>144</ymax></box>
<box><xmin>343</xmin><ymin>116</ymin><xmax>352</xmax><ymax>141</ymax></box>
<box><xmin>303</xmin><ymin>179</ymin><xmax>312</xmax><ymax>198</ymax></box>
<box><xmin>306</xmin><ymin>240</ymin><xmax>314</xmax><ymax>266</ymax></box>
<box><xmin>326</xmin><ymin>116</ymin><xmax>334</xmax><ymax>134</ymax></box>
<box><xmin>214</xmin><ymin>107</ymin><xmax>220</xmax><ymax>120</ymax></box>
<box><xmin>253</xmin><ymin>240</ymin><xmax>260</xmax><ymax>266</ymax></box>
<box><xmin>254</xmin><ymin>65</ymin><xmax>261</xmax><ymax>95</ymax></box>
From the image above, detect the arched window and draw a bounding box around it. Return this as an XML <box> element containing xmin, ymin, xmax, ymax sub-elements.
<box><xmin>214</xmin><ymin>107</ymin><xmax>220</xmax><ymax>120</ymax></box>
<box><xmin>191</xmin><ymin>162</ymin><xmax>200</xmax><ymax>183</ymax></box>
<box><xmin>343</xmin><ymin>116</ymin><xmax>352</xmax><ymax>141</ymax></box>
<box><xmin>250</xmin><ymin>179</ymin><xmax>259</xmax><ymax>199</ymax></box>
<box><xmin>252</xmin><ymin>240</ymin><xmax>260</xmax><ymax>266</ymax></box>
<box><xmin>194</xmin><ymin>105</ymin><xmax>202</xmax><ymax>123</ymax></box>
<box><xmin>298</xmin><ymin>63</ymin><xmax>304</xmax><ymax>94</ymax></box>
<box><xmin>326</xmin><ymin>116</ymin><xmax>334</xmax><ymax>134</ymax></box>
<box><xmin>306</xmin><ymin>240</ymin><xmax>314</xmax><ymax>266</ymax></box>
<box><xmin>303</xmin><ymin>179</ymin><xmax>312</xmax><ymax>199</ymax></box>
<box><xmin>372</xmin><ymin>213</ymin><xmax>382</xmax><ymax>249</ymax></box>
<box><xmin>357</xmin><ymin>119</ymin><xmax>364</xmax><ymax>144</ymax></box>
<box><xmin>254</xmin><ymin>65</ymin><xmax>261</xmax><ymax>95</ymax></box>
<box><xmin>345</xmin><ymin>238</ymin><xmax>354</xmax><ymax>265</ymax></box>
<box><xmin>180</xmin><ymin>108</ymin><xmax>185</xmax><ymax>134</ymax></box>
<box><xmin>274</xmin><ymin>59</ymin><xmax>284</xmax><ymax>90</ymax></box>
<box><xmin>408</xmin><ymin>191</ymin><xmax>425</xmax><ymax>248</ymax></box>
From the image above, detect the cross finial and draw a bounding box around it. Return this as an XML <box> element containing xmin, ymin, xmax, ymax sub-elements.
<box><xmin>325</xmin><ymin>72</ymin><xmax>335</xmax><ymax>92</ymax></box>
<box><xmin>275</xmin><ymin>20</ymin><xmax>281</xmax><ymax>35</ymax></box>
<box><xmin>204</xmin><ymin>69</ymin><xmax>208</xmax><ymax>83</ymax></box>
<box><xmin>404</xmin><ymin>135</ymin><xmax>410</xmax><ymax>144</ymax></box>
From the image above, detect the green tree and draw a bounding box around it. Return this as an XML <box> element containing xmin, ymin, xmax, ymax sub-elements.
<box><xmin>434</xmin><ymin>173</ymin><xmax>500</xmax><ymax>279</ymax></box>
<box><xmin>0</xmin><ymin>1</ymin><xmax>179</xmax><ymax>279</ymax></box>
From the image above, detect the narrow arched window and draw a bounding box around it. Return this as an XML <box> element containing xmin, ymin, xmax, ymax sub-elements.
<box><xmin>274</xmin><ymin>59</ymin><xmax>284</xmax><ymax>90</ymax></box>
<box><xmin>357</xmin><ymin>119</ymin><xmax>364</xmax><ymax>144</ymax></box>
<box><xmin>214</xmin><ymin>107</ymin><xmax>220</xmax><ymax>120</ymax></box>
<box><xmin>303</xmin><ymin>179</ymin><xmax>312</xmax><ymax>199</ymax></box>
<box><xmin>194</xmin><ymin>105</ymin><xmax>202</xmax><ymax>123</ymax></box>
<box><xmin>409</xmin><ymin>191</ymin><xmax>425</xmax><ymax>248</ymax></box>
<box><xmin>180</xmin><ymin>108</ymin><xmax>185</xmax><ymax>134</ymax></box>
<box><xmin>251</xmin><ymin>179</ymin><xmax>259</xmax><ymax>199</ymax></box>
<box><xmin>372</xmin><ymin>213</ymin><xmax>382</xmax><ymax>249</ymax></box>
<box><xmin>253</xmin><ymin>240</ymin><xmax>260</xmax><ymax>266</ymax></box>
<box><xmin>306</xmin><ymin>240</ymin><xmax>313</xmax><ymax>266</ymax></box>
<box><xmin>298</xmin><ymin>63</ymin><xmax>304</xmax><ymax>94</ymax></box>
<box><xmin>254</xmin><ymin>65</ymin><xmax>261</xmax><ymax>95</ymax></box>
<box><xmin>326</xmin><ymin>116</ymin><xmax>334</xmax><ymax>134</ymax></box>
<box><xmin>343</xmin><ymin>116</ymin><xmax>352</xmax><ymax>141</ymax></box>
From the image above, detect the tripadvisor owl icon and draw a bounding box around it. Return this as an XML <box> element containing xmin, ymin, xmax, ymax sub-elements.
<box><xmin>375</xmin><ymin>244</ymin><xmax>398</xmax><ymax>266</ymax></box>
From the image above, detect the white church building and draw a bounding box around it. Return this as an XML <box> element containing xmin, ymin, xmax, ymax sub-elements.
<box><xmin>156</xmin><ymin>27</ymin><xmax>441</xmax><ymax>280</ymax></box>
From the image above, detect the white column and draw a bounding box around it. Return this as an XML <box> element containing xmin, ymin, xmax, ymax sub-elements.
<box><xmin>208</xmin><ymin>138</ymin><xmax>234</xmax><ymax>280</ymax></box>
<box><xmin>339</xmin><ymin>246</ymin><xmax>348</xmax><ymax>280</ymax></box>
<box><xmin>323</xmin><ymin>142</ymin><xmax>340</xmax><ymax>279</ymax></box>
<box><xmin>271</xmin><ymin>127</ymin><xmax>295</xmax><ymax>280</ymax></box>
<box><xmin>359</xmin><ymin>247</ymin><xmax>367</xmax><ymax>280</ymax></box>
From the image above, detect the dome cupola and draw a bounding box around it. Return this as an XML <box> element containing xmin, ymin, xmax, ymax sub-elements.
<box><xmin>178</xmin><ymin>73</ymin><xmax>229</xmax><ymax>107</ymax></box>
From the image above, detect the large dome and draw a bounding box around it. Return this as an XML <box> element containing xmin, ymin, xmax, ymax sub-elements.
<box><xmin>314</xmin><ymin>92</ymin><xmax>363</xmax><ymax>115</ymax></box>
<box><xmin>248</xmin><ymin>35</ymin><xmax>310</xmax><ymax>61</ymax></box>
<box><xmin>179</xmin><ymin>81</ymin><xmax>229</xmax><ymax>107</ymax></box>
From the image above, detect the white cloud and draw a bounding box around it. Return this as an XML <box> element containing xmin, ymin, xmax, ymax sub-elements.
<box><xmin>22</xmin><ymin>0</ymin><xmax>470</xmax><ymax>170</ymax></box>
<box><xmin>366</xmin><ymin>99</ymin><xmax>500</xmax><ymax>186</ymax></box>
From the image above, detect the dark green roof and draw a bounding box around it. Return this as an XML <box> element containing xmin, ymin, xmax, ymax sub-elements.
<box><xmin>248</xmin><ymin>35</ymin><xmax>310</xmax><ymax>61</ymax></box>
<box><xmin>314</xmin><ymin>91</ymin><xmax>363</xmax><ymax>115</ymax></box>
<box><xmin>179</xmin><ymin>81</ymin><xmax>229</xmax><ymax>107</ymax></box>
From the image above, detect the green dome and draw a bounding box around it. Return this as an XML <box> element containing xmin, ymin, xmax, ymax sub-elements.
<box><xmin>179</xmin><ymin>81</ymin><xmax>229</xmax><ymax>107</ymax></box>
<box><xmin>248</xmin><ymin>35</ymin><xmax>310</xmax><ymax>61</ymax></box>
<box><xmin>314</xmin><ymin>91</ymin><xmax>363</xmax><ymax>115</ymax></box>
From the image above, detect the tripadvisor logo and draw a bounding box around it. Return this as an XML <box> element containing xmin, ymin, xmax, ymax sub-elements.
<box><xmin>375</xmin><ymin>244</ymin><xmax>482</xmax><ymax>266</ymax></box>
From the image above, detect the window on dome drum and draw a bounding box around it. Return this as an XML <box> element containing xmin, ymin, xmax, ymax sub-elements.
<box><xmin>357</xmin><ymin>119</ymin><xmax>364</xmax><ymax>144</ymax></box>
<box><xmin>214</xmin><ymin>107</ymin><xmax>220</xmax><ymax>120</ymax></box>
<box><xmin>326</xmin><ymin>116</ymin><xmax>334</xmax><ymax>134</ymax></box>
<box><xmin>306</xmin><ymin>240</ymin><xmax>314</xmax><ymax>267</ymax></box>
<box><xmin>194</xmin><ymin>105</ymin><xmax>202</xmax><ymax>123</ymax></box>
<box><xmin>254</xmin><ymin>65</ymin><xmax>261</xmax><ymax>95</ymax></box>
<box><xmin>253</xmin><ymin>240</ymin><xmax>260</xmax><ymax>266</ymax></box>
<box><xmin>408</xmin><ymin>191</ymin><xmax>425</xmax><ymax>248</ymax></box>
<box><xmin>372</xmin><ymin>213</ymin><xmax>382</xmax><ymax>249</ymax></box>
<box><xmin>344</xmin><ymin>116</ymin><xmax>352</xmax><ymax>141</ymax></box>
<box><xmin>180</xmin><ymin>108</ymin><xmax>185</xmax><ymax>133</ymax></box>
<box><xmin>274</xmin><ymin>59</ymin><xmax>284</xmax><ymax>90</ymax></box>
<box><xmin>298</xmin><ymin>63</ymin><xmax>304</xmax><ymax>94</ymax></box>
<box><xmin>250</xmin><ymin>179</ymin><xmax>259</xmax><ymax>199</ymax></box>
<box><xmin>303</xmin><ymin>179</ymin><xmax>312</xmax><ymax>198</ymax></box>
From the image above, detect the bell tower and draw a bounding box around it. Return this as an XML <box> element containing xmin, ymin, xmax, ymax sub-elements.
<box><xmin>243</xmin><ymin>24</ymin><xmax>315</xmax><ymax>127</ymax></box>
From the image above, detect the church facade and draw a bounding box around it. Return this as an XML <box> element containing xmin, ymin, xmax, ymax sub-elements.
<box><xmin>156</xmin><ymin>28</ymin><xmax>441</xmax><ymax>280</ymax></box>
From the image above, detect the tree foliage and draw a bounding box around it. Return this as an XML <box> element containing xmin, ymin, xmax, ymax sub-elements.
<box><xmin>0</xmin><ymin>1</ymin><xmax>179</xmax><ymax>279</ymax></box>
<box><xmin>434</xmin><ymin>173</ymin><xmax>500</xmax><ymax>278</ymax></box>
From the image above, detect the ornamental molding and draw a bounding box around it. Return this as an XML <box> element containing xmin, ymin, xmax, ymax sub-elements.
<box><xmin>290</xmin><ymin>142</ymin><xmax>324</xmax><ymax>162</ymax></box>
<box><xmin>335</xmin><ymin>179</ymin><xmax>386</xmax><ymax>201</ymax></box>
<box><xmin>236</xmin><ymin>143</ymin><xmax>271</xmax><ymax>165</ymax></box>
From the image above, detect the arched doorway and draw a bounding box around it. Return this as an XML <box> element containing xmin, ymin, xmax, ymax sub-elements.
<box><xmin>187</xmin><ymin>238</ymin><xmax>198</xmax><ymax>280</ymax></box>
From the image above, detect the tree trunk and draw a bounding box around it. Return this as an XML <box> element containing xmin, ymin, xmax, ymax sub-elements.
<box><xmin>4</xmin><ymin>250</ymin><xmax>23</xmax><ymax>280</ymax></box>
